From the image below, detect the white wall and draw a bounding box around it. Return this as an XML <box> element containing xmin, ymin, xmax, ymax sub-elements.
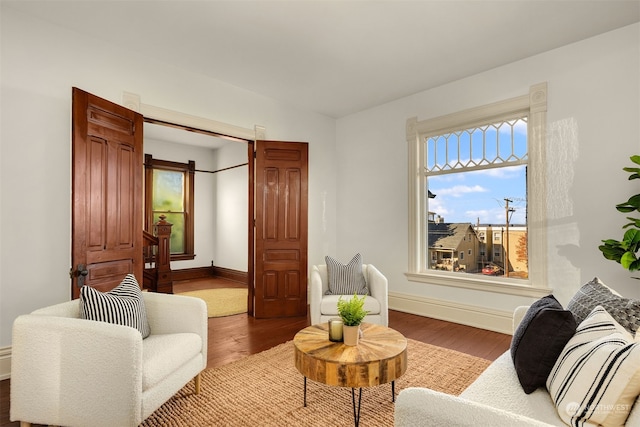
<box><xmin>336</xmin><ymin>23</ymin><xmax>640</xmax><ymax>317</ymax></box>
<box><xmin>0</xmin><ymin>6</ymin><xmax>337</xmax><ymax>348</ymax></box>
<box><xmin>214</xmin><ymin>142</ymin><xmax>249</xmax><ymax>272</ymax></box>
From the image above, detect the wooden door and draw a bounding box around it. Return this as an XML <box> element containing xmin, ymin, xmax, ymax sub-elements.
<box><xmin>71</xmin><ymin>88</ymin><xmax>143</xmax><ymax>298</ymax></box>
<box><xmin>253</xmin><ymin>141</ymin><xmax>308</xmax><ymax>318</ymax></box>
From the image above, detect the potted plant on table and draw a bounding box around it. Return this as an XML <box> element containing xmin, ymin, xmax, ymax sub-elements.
<box><xmin>337</xmin><ymin>294</ymin><xmax>369</xmax><ymax>346</ymax></box>
<box><xmin>599</xmin><ymin>155</ymin><xmax>640</xmax><ymax>278</ymax></box>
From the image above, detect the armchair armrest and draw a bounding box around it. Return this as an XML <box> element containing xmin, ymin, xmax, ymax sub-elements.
<box><xmin>310</xmin><ymin>266</ymin><xmax>324</xmax><ymax>325</ymax></box>
<box><xmin>11</xmin><ymin>314</ymin><xmax>144</xmax><ymax>426</ymax></box>
<box><xmin>366</xmin><ymin>264</ymin><xmax>388</xmax><ymax>326</ymax></box>
<box><xmin>395</xmin><ymin>388</ymin><xmax>556</xmax><ymax>427</ymax></box>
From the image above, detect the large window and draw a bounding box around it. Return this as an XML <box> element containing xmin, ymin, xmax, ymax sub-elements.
<box><xmin>406</xmin><ymin>83</ymin><xmax>550</xmax><ymax>297</ymax></box>
<box><xmin>144</xmin><ymin>155</ymin><xmax>195</xmax><ymax>260</ymax></box>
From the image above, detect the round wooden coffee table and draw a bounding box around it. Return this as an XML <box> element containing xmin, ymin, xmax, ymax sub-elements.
<box><xmin>293</xmin><ymin>322</ymin><xmax>407</xmax><ymax>426</ymax></box>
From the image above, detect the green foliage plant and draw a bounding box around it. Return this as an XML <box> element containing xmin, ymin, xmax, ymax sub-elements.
<box><xmin>599</xmin><ymin>155</ymin><xmax>640</xmax><ymax>276</ymax></box>
<box><xmin>337</xmin><ymin>294</ymin><xmax>369</xmax><ymax>326</ymax></box>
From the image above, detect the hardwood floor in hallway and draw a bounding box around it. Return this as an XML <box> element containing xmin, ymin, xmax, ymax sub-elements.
<box><xmin>1</xmin><ymin>276</ymin><xmax>512</xmax><ymax>426</ymax></box>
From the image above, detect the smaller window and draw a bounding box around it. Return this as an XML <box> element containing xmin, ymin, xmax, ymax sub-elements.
<box><xmin>144</xmin><ymin>154</ymin><xmax>196</xmax><ymax>261</ymax></box>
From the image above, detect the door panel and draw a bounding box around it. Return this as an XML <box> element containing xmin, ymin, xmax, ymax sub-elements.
<box><xmin>72</xmin><ymin>87</ymin><xmax>143</xmax><ymax>298</ymax></box>
<box><xmin>253</xmin><ymin>141</ymin><xmax>308</xmax><ymax>318</ymax></box>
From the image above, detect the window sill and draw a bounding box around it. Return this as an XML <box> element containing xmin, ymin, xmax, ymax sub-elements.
<box><xmin>170</xmin><ymin>253</ymin><xmax>196</xmax><ymax>261</ymax></box>
<box><xmin>405</xmin><ymin>270</ymin><xmax>551</xmax><ymax>298</ymax></box>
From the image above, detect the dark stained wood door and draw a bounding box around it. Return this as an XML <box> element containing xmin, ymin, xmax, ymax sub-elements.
<box><xmin>71</xmin><ymin>88</ymin><xmax>143</xmax><ymax>298</ymax></box>
<box><xmin>253</xmin><ymin>141</ymin><xmax>308</xmax><ymax>318</ymax></box>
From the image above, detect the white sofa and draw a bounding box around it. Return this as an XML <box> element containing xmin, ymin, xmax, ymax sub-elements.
<box><xmin>395</xmin><ymin>306</ymin><xmax>640</xmax><ymax>427</ymax></box>
<box><xmin>310</xmin><ymin>264</ymin><xmax>389</xmax><ymax>326</ymax></box>
<box><xmin>10</xmin><ymin>292</ymin><xmax>208</xmax><ymax>427</ymax></box>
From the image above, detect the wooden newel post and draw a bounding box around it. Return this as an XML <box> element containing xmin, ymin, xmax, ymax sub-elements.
<box><xmin>154</xmin><ymin>215</ymin><xmax>173</xmax><ymax>294</ymax></box>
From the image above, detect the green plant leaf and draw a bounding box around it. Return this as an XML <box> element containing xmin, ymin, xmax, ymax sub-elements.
<box><xmin>337</xmin><ymin>294</ymin><xmax>369</xmax><ymax>326</ymax></box>
<box><xmin>621</xmin><ymin>251</ymin><xmax>638</xmax><ymax>269</ymax></box>
<box><xmin>622</xmin><ymin>217</ymin><xmax>640</xmax><ymax>229</ymax></box>
<box><xmin>623</xmin><ymin>228</ymin><xmax>640</xmax><ymax>244</ymax></box>
<box><xmin>616</xmin><ymin>195</ymin><xmax>640</xmax><ymax>213</ymax></box>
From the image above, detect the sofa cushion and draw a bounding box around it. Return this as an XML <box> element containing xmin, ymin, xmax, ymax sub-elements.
<box><xmin>142</xmin><ymin>332</ymin><xmax>202</xmax><ymax>390</ymax></box>
<box><xmin>460</xmin><ymin>352</ymin><xmax>565</xmax><ymax>425</ymax></box>
<box><xmin>319</xmin><ymin>294</ymin><xmax>381</xmax><ymax>316</ymax></box>
<box><xmin>510</xmin><ymin>295</ymin><xmax>576</xmax><ymax>394</ymax></box>
<box><xmin>567</xmin><ymin>277</ymin><xmax>640</xmax><ymax>334</ymax></box>
<box><xmin>80</xmin><ymin>274</ymin><xmax>151</xmax><ymax>338</ymax></box>
<box><xmin>324</xmin><ymin>253</ymin><xmax>369</xmax><ymax>295</ymax></box>
<box><xmin>547</xmin><ymin>306</ymin><xmax>640</xmax><ymax>427</ymax></box>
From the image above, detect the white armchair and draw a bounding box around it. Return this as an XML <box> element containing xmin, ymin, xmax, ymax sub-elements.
<box><xmin>310</xmin><ymin>264</ymin><xmax>388</xmax><ymax>326</ymax></box>
<box><xmin>10</xmin><ymin>292</ymin><xmax>208</xmax><ymax>427</ymax></box>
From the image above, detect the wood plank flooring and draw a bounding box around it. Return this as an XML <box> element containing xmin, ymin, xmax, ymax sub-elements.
<box><xmin>0</xmin><ymin>277</ymin><xmax>511</xmax><ymax>426</ymax></box>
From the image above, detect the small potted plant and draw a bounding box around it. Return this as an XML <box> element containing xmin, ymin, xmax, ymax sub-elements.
<box><xmin>337</xmin><ymin>294</ymin><xmax>369</xmax><ymax>346</ymax></box>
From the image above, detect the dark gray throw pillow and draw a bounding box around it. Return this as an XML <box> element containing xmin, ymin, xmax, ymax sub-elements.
<box><xmin>510</xmin><ymin>295</ymin><xmax>576</xmax><ymax>394</ymax></box>
<box><xmin>567</xmin><ymin>277</ymin><xmax>640</xmax><ymax>334</ymax></box>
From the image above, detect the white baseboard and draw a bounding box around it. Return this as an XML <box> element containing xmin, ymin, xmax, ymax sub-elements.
<box><xmin>0</xmin><ymin>346</ymin><xmax>11</xmax><ymax>380</ymax></box>
<box><xmin>389</xmin><ymin>291</ymin><xmax>514</xmax><ymax>335</ymax></box>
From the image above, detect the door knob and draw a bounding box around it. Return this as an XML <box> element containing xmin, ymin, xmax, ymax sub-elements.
<box><xmin>70</xmin><ymin>264</ymin><xmax>89</xmax><ymax>287</ymax></box>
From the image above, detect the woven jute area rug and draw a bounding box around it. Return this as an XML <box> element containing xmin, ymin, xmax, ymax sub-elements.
<box><xmin>141</xmin><ymin>339</ymin><xmax>491</xmax><ymax>427</ymax></box>
<box><xmin>176</xmin><ymin>288</ymin><xmax>247</xmax><ymax>318</ymax></box>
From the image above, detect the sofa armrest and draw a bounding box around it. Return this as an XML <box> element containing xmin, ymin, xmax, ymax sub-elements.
<box><xmin>395</xmin><ymin>388</ymin><xmax>556</xmax><ymax>427</ymax></box>
<box><xmin>513</xmin><ymin>305</ymin><xmax>530</xmax><ymax>332</ymax></box>
<box><xmin>11</xmin><ymin>314</ymin><xmax>143</xmax><ymax>425</ymax></box>
<box><xmin>143</xmin><ymin>292</ymin><xmax>208</xmax><ymax>363</ymax></box>
<box><xmin>366</xmin><ymin>264</ymin><xmax>388</xmax><ymax>326</ymax></box>
<box><xmin>309</xmin><ymin>265</ymin><xmax>324</xmax><ymax>325</ymax></box>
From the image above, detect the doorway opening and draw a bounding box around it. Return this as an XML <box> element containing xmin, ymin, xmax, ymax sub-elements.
<box><xmin>143</xmin><ymin>119</ymin><xmax>254</xmax><ymax>313</ymax></box>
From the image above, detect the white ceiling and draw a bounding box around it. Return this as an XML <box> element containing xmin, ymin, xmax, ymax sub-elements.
<box><xmin>4</xmin><ymin>0</ymin><xmax>640</xmax><ymax>118</ymax></box>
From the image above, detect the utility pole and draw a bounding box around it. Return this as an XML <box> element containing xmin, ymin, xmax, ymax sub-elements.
<box><xmin>504</xmin><ymin>198</ymin><xmax>515</xmax><ymax>278</ymax></box>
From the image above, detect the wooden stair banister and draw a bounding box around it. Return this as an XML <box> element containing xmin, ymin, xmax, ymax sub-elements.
<box><xmin>154</xmin><ymin>215</ymin><xmax>173</xmax><ymax>293</ymax></box>
<box><xmin>142</xmin><ymin>215</ymin><xmax>173</xmax><ymax>293</ymax></box>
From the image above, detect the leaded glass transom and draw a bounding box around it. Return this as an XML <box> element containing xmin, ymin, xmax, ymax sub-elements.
<box><xmin>425</xmin><ymin>117</ymin><xmax>528</xmax><ymax>175</ymax></box>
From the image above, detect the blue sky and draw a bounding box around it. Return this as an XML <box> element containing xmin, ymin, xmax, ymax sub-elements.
<box><xmin>428</xmin><ymin>165</ymin><xmax>527</xmax><ymax>225</ymax></box>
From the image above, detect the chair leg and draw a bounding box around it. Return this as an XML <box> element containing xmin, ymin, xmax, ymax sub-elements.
<box><xmin>194</xmin><ymin>372</ymin><xmax>201</xmax><ymax>394</ymax></box>
<box><xmin>19</xmin><ymin>422</ymin><xmax>31</xmax><ymax>427</ymax></box>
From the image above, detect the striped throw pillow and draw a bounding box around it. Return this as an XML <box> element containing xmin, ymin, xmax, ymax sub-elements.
<box><xmin>80</xmin><ymin>274</ymin><xmax>151</xmax><ymax>338</ymax></box>
<box><xmin>324</xmin><ymin>253</ymin><xmax>369</xmax><ymax>295</ymax></box>
<box><xmin>547</xmin><ymin>306</ymin><xmax>640</xmax><ymax>427</ymax></box>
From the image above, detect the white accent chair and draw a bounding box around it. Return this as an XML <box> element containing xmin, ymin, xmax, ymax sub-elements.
<box><xmin>10</xmin><ymin>292</ymin><xmax>208</xmax><ymax>427</ymax></box>
<box><xmin>310</xmin><ymin>264</ymin><xmax>389</xmax><ymax>326</ymax></box>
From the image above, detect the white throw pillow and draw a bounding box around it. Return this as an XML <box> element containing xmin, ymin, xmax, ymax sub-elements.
<box><xmin>547</xmin><ymin>306</ymin><xmax>640</xmax><ymax>427</ymax></box>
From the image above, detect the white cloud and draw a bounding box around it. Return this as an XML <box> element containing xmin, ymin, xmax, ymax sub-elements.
<box><xmin>436</xmin><ymin>185</ymin><xmax>487</xmax><ymax>197</ymax></box>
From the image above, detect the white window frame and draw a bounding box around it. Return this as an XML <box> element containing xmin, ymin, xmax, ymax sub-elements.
<box><xmin>405</xmin><ymin>83</ymin><xmax>550</xmax><ymax>298</ymax></box>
